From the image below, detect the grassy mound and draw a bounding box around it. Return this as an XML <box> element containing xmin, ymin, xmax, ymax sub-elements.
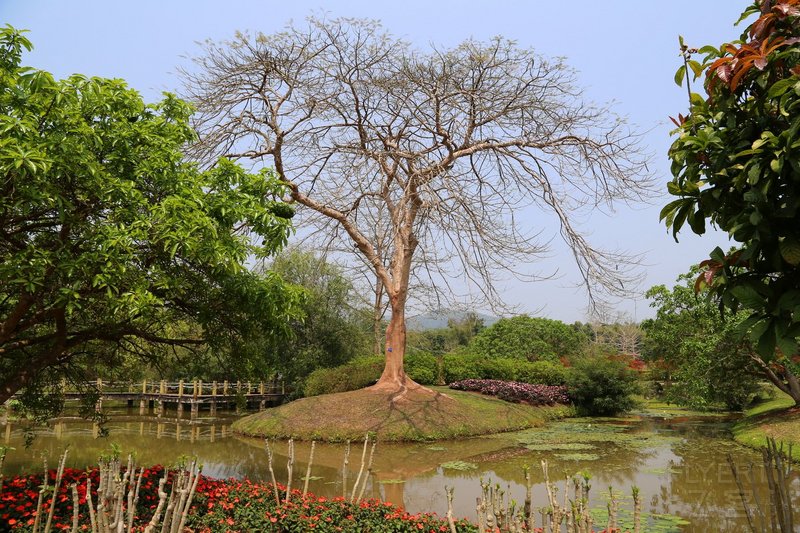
<box><xmin>232</xmin><ymin>386</ymin><xmax>572</xmax><ymax>441</ymax></box>
<box><xmin>733</xmin><ymin>390</ymin><xmax>800</xmax><ymax>460</ymax></box>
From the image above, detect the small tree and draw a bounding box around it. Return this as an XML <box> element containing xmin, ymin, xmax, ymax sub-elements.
<box><xmin>664</xmin><ymin>1</ymin><xmax>800</xmax><ymax>404</ymax></box>
<box><xmin>467</xmin><ymin>316</ymin><xmax>588</xmax><ymax>363</ymax></box>
<box><xmin>642</xmin><ymin>270</ymin><xmax>761</xmax><ymax>410</ymax></box>
<box><xmin>184</xmin><ymin>18</ymin><xmax>653</xmax><ymax>394</ymax></box>
<box><xmin>262</xmin><ymin>248</ymin><xmax>371</xmax><ymax>388</ymax></box>
<box><xmin>0</xmin><ymin>27</ymin><xmax>301</xmax><ymax>409</ymax></box>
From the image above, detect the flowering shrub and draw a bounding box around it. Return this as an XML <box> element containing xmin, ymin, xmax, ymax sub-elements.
<box><xmin>190</xmin><ymin>479</ymin><xmax>477</xmax><ymax>532</ymax></box>
<box><xmin>449</xmin><ymin>379</ymin><xmax>569</xmax><ymax>405</ymax></box>
<box><xmin>0</xmin><ymin>466</ymin><xmax>478</xmax><ymax>532</ymax></box>
<box><xmin>0</xmin><ymin>465</ymin><xmax>170</xmax><ymax>530</ymax></box>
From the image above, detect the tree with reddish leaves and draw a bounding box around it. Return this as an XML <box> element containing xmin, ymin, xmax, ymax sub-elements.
<box><xmin>666</xmin><ymin>1</ymin><xmax>800</xmax><ymax>404</ymax></box>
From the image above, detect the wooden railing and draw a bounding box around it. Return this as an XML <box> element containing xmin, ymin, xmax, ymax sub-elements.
<box><xmin>60</xmin><ymin>378</ymin><xmax>285</xmax><ymax>397</ymax></box>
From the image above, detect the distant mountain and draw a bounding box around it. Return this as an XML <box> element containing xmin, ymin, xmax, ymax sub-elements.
<box><xmin>406</xmin><ymin>310</ymin><xmax>499</xmax><ymax>331</ymax></box>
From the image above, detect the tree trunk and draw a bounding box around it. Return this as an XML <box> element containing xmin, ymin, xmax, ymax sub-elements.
<box><xmin>752</xmin><ymin>353</ymin><xmax>800</xmax><ymax>406</ymax></box>
<box><xmin>372</xmin><ymin>275</ymin><xmax>385</xmax><ymax>356</ymax></box>
<box><xmin>372</xmin><ymin>295</ymin><xmax>412</xmax><ymax>392</ymax></box>
<box><xmin>786</xmin><ymin>365</ymin><xmax>800</xmax><ymax>406</ymax></box>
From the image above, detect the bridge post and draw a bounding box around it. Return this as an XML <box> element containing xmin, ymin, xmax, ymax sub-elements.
<box><xmin>139</xmin><ymin>379</ymin><xmax>147</xmax><ymax>415</ymax></box>
<box><xmin>95</xmin><ymin>378</ymin><xmax>103</xmax><ymax>413</ymax></box>
<box><xmin>210</xmin><ymin>381</ymin><xmax>217</xmax><ymax>416</ymax></box>
<box><xmin>177</xmin><ymin>379</ymin><xmax>184</xmax><ymax>418</ymax></box>
<box><xmin>158</xmin><ymin>380</ymin><xmax>166</xmax><ymax>417</ymax></box>
<box><xmin>190</xmin><ymin>380</ymin><xmax>198</xmax><ymax>420</ymax></box>
<box><xmin>236</xmin><ymin>381</ymin><xmax>242</xmax><ymax>414</ymax></box>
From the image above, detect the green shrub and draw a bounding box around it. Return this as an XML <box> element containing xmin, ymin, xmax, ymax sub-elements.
<box><xmin>516</xmin><ymin>360</ymin><xmax>570</xmax><ymax>385</ymax></box>
<box><xmin>404</xmin><ymin>352</ymin><xmax>438</xmax><ymax>385</ymax></box>
<box><xmin>567</xmin><ymin>357</ymin><xmax>641</xmax><ymax>416</ymax></box>
<box><xmin>442</xmin><ymin>354</ymin><xmax>569</xmax><ymax>385</ymax></box>
<box><xmin>303</xmin><ymin>357</ymin><xmax>382</xmax><ymax>397</ymax></box>
<box><xmin>443</xmin><ymin>354</ymin><xmax>482</xmax><ymax>383</ymax></box>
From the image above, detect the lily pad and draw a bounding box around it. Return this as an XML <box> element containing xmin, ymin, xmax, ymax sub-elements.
<box><xmin>554</xmin><ymin>452</ymin><xmax>600</xmax><ymax>461</ymax></box>
<box><xmin>440</xmin><ymin>460</ymin><xmax>478</xmax><ymax>471</ymax></box>
<box><xmin>525</xmin><ymin>443</ymin><xmax>596</xmax><ymax>451</ymax></box>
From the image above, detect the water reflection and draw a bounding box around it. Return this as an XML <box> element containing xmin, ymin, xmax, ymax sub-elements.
<box><xmin>2</xmin><ymin>407</ymin><xmax>797</xmax><ymax>532</ymax></box>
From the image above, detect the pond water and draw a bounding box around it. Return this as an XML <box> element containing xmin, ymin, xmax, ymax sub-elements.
<box><xmin>2</xmin><ymin>404</ymin><xmax>798</xmax><ymax>532</ymax></box>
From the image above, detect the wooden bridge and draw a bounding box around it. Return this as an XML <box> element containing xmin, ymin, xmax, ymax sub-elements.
<box><xmin>59</xmin><ymin>379</ymin><xmax>285</xmax><ymax>420</ymax></box>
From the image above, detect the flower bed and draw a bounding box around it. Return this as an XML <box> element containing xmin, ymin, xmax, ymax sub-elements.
<box><xmin>449</xmin><ymin>379</ymin><xmax>569</xmax><ymax>406</ymax></box>
<box><xmin>0</xmin><ymin>466</ymin><xmax>478</xmax><ymax>532</ymax></box>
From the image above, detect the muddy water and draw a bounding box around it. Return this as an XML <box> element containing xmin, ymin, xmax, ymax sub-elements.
<box><xmin>2</xmin><ymin>405</ymin><xmax>798</xmax><ymax>532</ymax></box>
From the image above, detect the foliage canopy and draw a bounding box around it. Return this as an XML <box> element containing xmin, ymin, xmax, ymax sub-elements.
<box><xmin>467</xmin><ymin>316</ymin><xmax>588</xmax><ymax>363</ymax></box>
<box><xmin>0</xmin><ymin>26</ymin><xmax>302</xmax><ymax>409</ymax></box>
<box><xmin>664</xmin><ymin>1</ymin><xmax>800</xmax><ymax>403</ymax></box>
<box><xmin>642</xmin><ymin>271</ymin><xmax>761</xmax><ymax>410</ymax></box>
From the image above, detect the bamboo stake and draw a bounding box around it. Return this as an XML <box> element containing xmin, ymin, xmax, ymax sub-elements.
<box><xmin>302</xmin><ymin>441</ymin><xmax>316</xmax><ymax>498</ymax></box>
<box><xmin>632</xmin><ymin>486</ymin><xmax>641</xmax><ymax>533</ymax></box>
<box><xmin>445</xmin><ymin>486</ymin><xmax>457</xmax><ymax>533</ymax></box>
<box><xmin>285</xmin><ymin>439</ymin><xmax>295</xmax><ymax>503</ymax></box>
<box><xmin>264</xmin><ymin>439</ymin><xmax>281</xmax><ymax>504</ymax></box>
<box><xmin>32</xmin><ymin>456</ymin><xmax>48</xmax><ymax>533</ymax></box>
<box><xmin>87</xmin><ymin>475</ymin><xmax>97</xmax><ymax>533</ymax></box>
<box><xmin>177</xmin><ymin>460</ymin><xmax>203</xmax><ymax>531</ymax></box>
<box><xmin>69</xmin><ymin>483</ymin><xmax>79</xmax><ymax>533</ymax></box>
<box><xmin>43</xmin><ymin>449</ymin><xmax>69</xmax><ymax>533</ymax></box>
<box><xmin>159</xmin><ymin>470</ymin><xmax>178</xmax><ymax>533</ymax></box>
<box><xmin>355</xmin><ymin>439</ymin><xmax>377</xmax><ymax>502</ymax></box>
<box><xmin>350</xmin><ymin>435</ymin><xmax>370</xmax><ymax>502</ymax></box>
<box><xmin>143</xmin><ymin>476</ymin><xmax>168</xmax><ymax>533</ymax></box>
<box><xmin>341</xmin><ymin>440</ymin><xmax>351</xmax><ymax>499</ymax></box>
<box><xmin>127</xmin><ymin>465</ymin><xmax>144</xmax><ymax>533</ymax></box>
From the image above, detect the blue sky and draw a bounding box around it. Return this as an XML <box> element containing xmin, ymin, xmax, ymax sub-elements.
<box><xmin>2</xmin><ymin>1</ymin><xmax>749</xmax><ymax>322</ymax></box>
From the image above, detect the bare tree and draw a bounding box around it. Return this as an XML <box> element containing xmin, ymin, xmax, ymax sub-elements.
<box><xmin>182</xmin><ymin>17</ymin><xmax>654</xmax><ymax>395</ymax></box>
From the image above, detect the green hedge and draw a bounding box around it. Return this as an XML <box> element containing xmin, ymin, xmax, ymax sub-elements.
<box><xmin>302</xmin><ymin>353</ymin><xmax>439</xmax><ymax>396</ymax></box>
<box><xmin>302</xmin><ymin>353</ymin><xmax>571</xmax><ymax>397</ymax></box>
<box><xmin>443</xmin><ymin>354</ymin><xmax>569</xmax><ymax>385</ymax></box>
<box><xmin>303</xmin><ymin>357</ymin><xmax>383</xmax><ymax>396</ymax></box>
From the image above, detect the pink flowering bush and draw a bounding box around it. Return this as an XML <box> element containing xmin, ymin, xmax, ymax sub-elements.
<box><xmin>449</xmin><ymin>379</ymin><xmax>569</xmax><ymax>405</ymax></box>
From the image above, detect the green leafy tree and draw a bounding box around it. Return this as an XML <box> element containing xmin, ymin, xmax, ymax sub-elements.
<box><xmin>260</xmin><ymin>249</ymin><xmax>371</xmax><ymax>391</ymax></box>
<box><xmin>642</xmin><ymin>270</ymin><xmax>761</xmax><ymax>410</ymax></box>
<box><xmin>467</xmin><ymin>316</ymin><xmax>588</xmax><ymax>363</ymax></box>
<box><xmin>0</xmin><ymin>27</ymin><xmax>302</xmax><ymax>411</ymax></box>
<box><xmin>664</xmin><ymin>1</ymin><xmax>800</xmax><ymax>404</ymax></box>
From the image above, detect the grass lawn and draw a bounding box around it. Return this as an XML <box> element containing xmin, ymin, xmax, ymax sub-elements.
<box><xmin>732</xmin><ymin>389</ymin><xmax>800</xmax><ymax>460</ymax></box>
<box><xmin>231</xmin><ymin>385</ymin><xmax>572</xmax><ymax>442</ymax></box>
